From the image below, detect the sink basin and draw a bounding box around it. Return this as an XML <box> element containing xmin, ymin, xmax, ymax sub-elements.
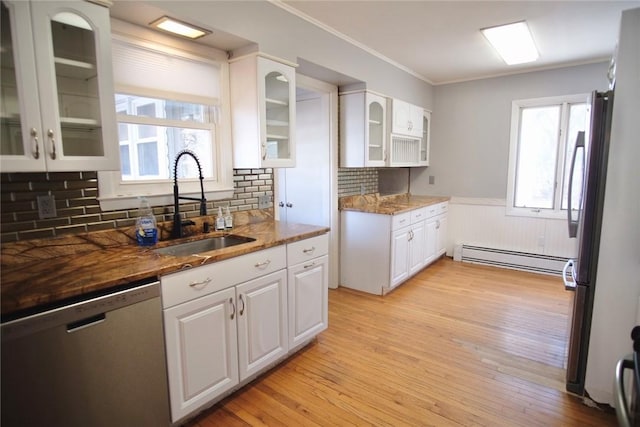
<box><xmin>154</xmin><ymin>235</ymin><xmax>256</xmax><ymax>257</ymax></box>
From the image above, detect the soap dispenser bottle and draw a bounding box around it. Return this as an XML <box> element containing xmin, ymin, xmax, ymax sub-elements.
<box><xmin>215</xmin><ymin>206</ymin><xmax>225</xmax><ymax>231</ymax></box>
<box><xmin>136</xmin><ymin>197</ymin><xmax>158</xmax><ymax>246</ymax></box>
<box><xmin>224</xmin><ymin>206</ymin><xmax>233</xmax><ymax>230</ymax></box>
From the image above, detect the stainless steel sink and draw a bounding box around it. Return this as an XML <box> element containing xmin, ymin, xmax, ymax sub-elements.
<box><xmin>154</xmin><ymin>235</ymin><xmax>256</xmax><ymax>256</ymax></box>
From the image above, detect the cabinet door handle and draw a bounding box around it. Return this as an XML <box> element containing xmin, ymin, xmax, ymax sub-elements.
<box><xmin>261</xmin><ymin>143</ymin><xmax>267</xmax><ymax>160</ymax></box>
<box><xmin>436</xmin><ymin>220</ymin><xmax>440</xmax><ymax>229</ymax></box>
<box><xmin>30</xmin><ymin>128</ymin><xmax>40</xmax><ymax>159</ymax></box>
<box><xmin>229</xmin><ymin>297</ymin><xmax>236</xmax><ymax>320</ymax></box>
<box><xmin>239</xmin><ymin>294</ymin><xmax>245</xmax><ymax>316</ymax></box>
<box><xmin>279</xmin><ymin>201</ymin><xmax>285</xmax><ymax>207</ymax></box>
<box><xmin>303</xmin><ymin>246</ymin><xmax>315</xmax><ymax>254</ymax></box>
<box><xmin>254</xmin><ymin>260</ymin><xmax>271</xmax><ymax>268</ymax></box>
<box><xmin>47</xmin><ymin>129</ymin><xmax>56</xmax><ymax>160</ymax></box>
<box><xmin>286</xmin><ymin>202</ymin><xmax>293</xmax><ymax>208</ymax></box>
<box><xmin>303</xmin><ymin>261</ymin><xmax>316</xmax><ymax>269</ymax></box>
<box><xmin>189</xmin><ymin>277</ymin><xmax>212</xmax><ymax>289</ymax></box>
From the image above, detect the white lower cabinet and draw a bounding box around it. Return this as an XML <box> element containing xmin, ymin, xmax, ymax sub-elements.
<box><xmin>163</xmin><ymin>287</ymin><xmax>239</xmax><ymax>422</ymax></box>
<box><xmin>390</xmin><ymin>225</ymin><xmax>411</xmax><ymax>287</ymax></box>
<box><xmin>287</xmin><ymin>234</ymin><xmax>329</xmax><ymax>349</ymax></box>
<box><xmin>161</xmin><ymin>234</ymin><xmax>328</xmax><ymax>423</ymax></box>
<box><xmin>236</xmin><ymin>270</ymin><xmax>288</xmax><ymax>380</ymax></box>
<box><xmin>390</xmin><ymin>210</ymin><xmax>426</xmax><ymax>289</ymax></box>
<box><xmin>436</xmin><ymin>213</ymin><xmax>448</xmax><ymax>257</ymax></box>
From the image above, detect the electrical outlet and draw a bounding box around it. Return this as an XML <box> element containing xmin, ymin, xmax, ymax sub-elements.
<box><xmin>258</xmin><ymin>195</ymin><xmax>270</xmax><ymax>209</ymax></box>
<box><xmin>428</xmin><ymin>175</ymin><xmax>435</xmax><ymax>185</ymax></box>
<box><xmin>37</xmin><ymin>195</ymin><xmax>57</xmax><ymax>219</ymax></box>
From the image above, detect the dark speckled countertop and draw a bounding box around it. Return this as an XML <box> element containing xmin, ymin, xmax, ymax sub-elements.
<box><xmin>1</xmin><ymin>211</ymin><xmax>329</xmax><ymax>320</ymax></box>
<box><xmin>339</xmin><ymin>193</ymin><xmax>450</xmax><ymax>215</ymax></box>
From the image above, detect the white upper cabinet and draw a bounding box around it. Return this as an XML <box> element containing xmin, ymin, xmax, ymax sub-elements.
<box><xmin>230</xmin><ymin>54</ymin><xmax>296</xmax><ymax>168</ymax></box>
<box><xmin>0</xmin><ymin>0</ymin><xmax>118</xmax><ymax>172</ymax></box>
<box><xmin>419</xmin><ymin>110</ymin><xmax>431</xmax><ymax>166</ymax></box>
<box><xmin>391</xmin><ymin>98</ymin><xmax>423</xmax><ymax>138</ymax></box>
<box><xmin>340</xmin><ymin>90</ymin><xmax>387</xmax><ymax>167</ymax></box>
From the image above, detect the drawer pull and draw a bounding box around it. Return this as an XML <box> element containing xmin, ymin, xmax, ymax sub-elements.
<box><xmin>230</xmin><ymin>298</ymin><xmax>236</xmax><ymax>320</ymax></box>
<box><xmin>189</xmin><ymin>277</ymin><xmax>212</xmax><ymax>289</ymax></box>
<box><xmin>399</xmin><ymin>219</ymin><xmax>406</xmax><ymax>224</ymax></box>
<box><xmin>254</xmin><ymin>260</ymin><xmax>271</xmax><ymax>268</ymax></box>
<box><xmin>303</xmin><ymin>247</ymin><xmax>315</xmax><ymax>254</ymax></box>
<box><xmin>303</xmin><ymin>262</ymin><xmax>316</xmax><ymax>269</ymax></box>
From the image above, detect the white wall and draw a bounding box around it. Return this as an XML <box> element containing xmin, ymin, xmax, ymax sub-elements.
<box><xmin>146</xmin><ymin>1</ymin><xmax>434</xmax><ymax>109</ymax></box>
<box><xmin>585</xmin><ymin>7</ymin><xmax>640</xmax><ymax>406</ymax></box>
<box><xmin>410</xmin><ymin>62</ymin><xmax>609</xmax><ymax>257</ymax></box>
<box><xmin>412</xmin><ymin>62</ymin><xmax>609</xmax><ymax>198</ymax></box>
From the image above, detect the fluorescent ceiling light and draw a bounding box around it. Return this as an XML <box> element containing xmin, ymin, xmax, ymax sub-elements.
<box><xmin>150</xmin><ymin>16</ymin><xmax>210</xmax><ymax>40</ymax></box>
<box><xmin>481</xmin><ymin>21</ymin><xmax>539</xmax><ymax>65</ymax></box>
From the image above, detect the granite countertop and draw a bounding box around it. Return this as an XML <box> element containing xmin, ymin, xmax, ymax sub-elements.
<box><xmin>339</xmin><ymin>193</ymin><xmax>450</xmax><ymax>215</ymax></box>
<box><xmin>1</xmin><ymin>211</ymin><xmax>329</xmax><ymax>320</ymax></box>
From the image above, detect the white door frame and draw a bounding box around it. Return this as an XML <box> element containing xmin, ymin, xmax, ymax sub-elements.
<box><xmin>274</xmin><ymin>74</ymin><xmax>339</xmax><ymax>289</ymax></box>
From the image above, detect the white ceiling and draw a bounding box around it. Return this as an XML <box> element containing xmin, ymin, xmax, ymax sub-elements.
<box><xmin>279</xmin><ymin>0</ymin><xmax>638</xmax><ymax>85</ymax></box>
<box><xmin>110</xmin><ymin>1</ymin><xmax>640</xmax><ymax>86</ymax></box>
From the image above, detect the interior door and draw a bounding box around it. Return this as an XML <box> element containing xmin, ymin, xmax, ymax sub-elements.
<box><xmin>278</xmin><ymin>90</ymin><xmax>330</xmax><ymax>226</ymax></box>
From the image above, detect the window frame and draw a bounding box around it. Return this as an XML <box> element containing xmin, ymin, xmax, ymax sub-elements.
<box><xmin>98</xmin><ymin>21</ymin><xmax>234</xmax><ymax>211</ymax></box>
<box><xmin>506</xmin><ymin>93</ymin><xmax>590</xmax><ymax>219</ymax></box>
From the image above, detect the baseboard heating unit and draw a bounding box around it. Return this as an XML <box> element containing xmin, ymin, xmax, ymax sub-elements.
<box><xmin>460</xmin><ymin>245</ymin><xmax>569</xmax><ymax>276</ymax></box>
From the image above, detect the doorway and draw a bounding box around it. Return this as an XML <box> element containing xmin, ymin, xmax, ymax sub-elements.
<box><xmin>275</xmin><ymin>74</ymin><xmax>339</xmax><ymax>289</ymax></box>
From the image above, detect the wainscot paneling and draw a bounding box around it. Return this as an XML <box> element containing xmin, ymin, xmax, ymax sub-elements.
<box><xmin>447</xmin><ymin>197</ymin><xmax>578</xmax><ymax>259</ymax></box>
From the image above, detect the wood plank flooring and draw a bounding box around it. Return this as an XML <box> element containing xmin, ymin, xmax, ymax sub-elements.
<box><xmin>185</xmin><ymin>258</ymin><xmax>617</xmax><ymax>426</ymax></box>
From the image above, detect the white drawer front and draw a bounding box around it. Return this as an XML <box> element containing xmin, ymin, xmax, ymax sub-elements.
<box><xmin>438</xmin><ymin>202</ymin><xmax>448</xmax><ymax>215</ymax></box>
<box><xmin>425</xmin><ymin>204</ymin><xmax>439</xmax><ymax>218</ymax></box>
<box><xmin>161</xmin><ymin>245</ymin><xmax>287</xmax><ymax>308</ymax></box>
<box><xmin>410</xmin><ymin>207</ymin><xmax>427</xmax><ymax>224</ymax></box>
<box><xmin>287</xmin><ymin>234</ymin><xmax>329</xmax><ymax>266</ymax></box>
<box><xmin>392</xmin><ymin>212</ymin><xmax>411</xmax><ymax>230</ymax></box>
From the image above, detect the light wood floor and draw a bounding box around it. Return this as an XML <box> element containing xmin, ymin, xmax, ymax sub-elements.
<box><xmin>186</xmin><ymin>258</ymin><xmax>617</xmax><ymax>426</ymax></box>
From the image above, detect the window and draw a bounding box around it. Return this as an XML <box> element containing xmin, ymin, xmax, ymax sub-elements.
<box><xmin>506</xmin><ymin>94</ymin><xmax>590</xmax><ymax>218</ymax></box>
<box><xmin>115</xmin><ymin>95</ymin><xmax>213</xmax><ymax>181</ymax></box>
<box><xmin>98</xmin><ymin>28</ymin><xmax>233</xmax><ymax>211</ymax></box>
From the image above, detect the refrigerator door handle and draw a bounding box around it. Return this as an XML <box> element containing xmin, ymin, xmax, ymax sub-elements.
<box><xmin>563</xmin><ymin>259</ymin><xmax>577</xmax><ymax>290</ymax></box>
<box><xmin>567</xmin><ymin>131</ymin><xmax>586</xmax><ymax>238</ymax></box>
<box><xmin>614</xmin><ymin>355</ymin><xmax>635</xmax><ymax>427</ymax></box>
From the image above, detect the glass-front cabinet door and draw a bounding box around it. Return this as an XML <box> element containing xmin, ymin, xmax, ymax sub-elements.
<box><xmin>259</xmin><ymin>57</ymin><xmax>295</xmax><ymax>168</ymax></box>
<box><xmin>366</xmin><ymin>93</ymin><xmax>386</xmax><ymax>166</ymax></box>
<box><xmin>419</xmin><ymin>110</ymin><xmax>431</xmax><ymax>166</ymax></box>
<box><xmin>264</xmin><ymin>70</ymin><xmax>291</xmax><ymax>163</ymax></box>
<box><xmin>1</xmin><ymin>1</ymin><xmax>46</xmax><ymax>171</ymax></box>
<box><xmin>0</xmin><ymin>0</ymin><xmax>117</xmax><ymax>172</ymax></box>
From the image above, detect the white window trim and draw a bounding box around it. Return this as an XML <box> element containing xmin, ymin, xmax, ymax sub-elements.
<box><xmin>506</xmin><ymin>93</ymin><xmax>590</xmax><ymax>220</ymax></box>
<box><xmin>98</xmin><ymin>20</ymin><xmax>234</xmax><ymax>211</ymax></box>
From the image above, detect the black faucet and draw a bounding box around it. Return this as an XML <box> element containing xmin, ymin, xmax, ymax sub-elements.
<box><xmin>172</xmin><ymin>150</ymin><xmax>207</xmax><ymax>239</ymax></box>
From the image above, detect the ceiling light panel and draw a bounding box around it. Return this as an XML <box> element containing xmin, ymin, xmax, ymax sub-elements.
<box><xmin>481</xmin><ymin>21</ymin><xmax>539</xmax><ymax>65</ymax></box>
<box><xmin>150</xmin><ymin>16</ymin><xmax>210</xmax><ymax>39</ymax></box>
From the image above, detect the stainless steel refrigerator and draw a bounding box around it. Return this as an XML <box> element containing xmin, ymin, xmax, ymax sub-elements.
<box><xmin>563</xmin><ymin>89</ymin><xmax>614</xmax><ymax>395</ymax></box>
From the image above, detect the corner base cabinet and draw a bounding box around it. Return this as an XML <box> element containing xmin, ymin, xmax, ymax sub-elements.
<box><xmin>340</xmin><ymin>202</ymin><xmax>447</xmax><ymax>295</ymax></box>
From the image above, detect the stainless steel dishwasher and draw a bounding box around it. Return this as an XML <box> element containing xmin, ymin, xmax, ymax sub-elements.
<box><xmin>1</xmin><ymin>279</ymin><xmax>171</xmax><ymax>427</ymax></box>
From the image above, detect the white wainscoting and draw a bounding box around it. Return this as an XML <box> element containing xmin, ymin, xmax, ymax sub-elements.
<box><xmin>447</xmin><ymin>197</ymin><xmax>578</xmax><ymax>260</ymax></box>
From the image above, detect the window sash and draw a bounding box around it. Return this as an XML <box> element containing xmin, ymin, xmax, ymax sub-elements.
<box><xmin>507</xmin><ymin>94</ymin><xmax>590</xmax><ymax>219</ymax></box>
